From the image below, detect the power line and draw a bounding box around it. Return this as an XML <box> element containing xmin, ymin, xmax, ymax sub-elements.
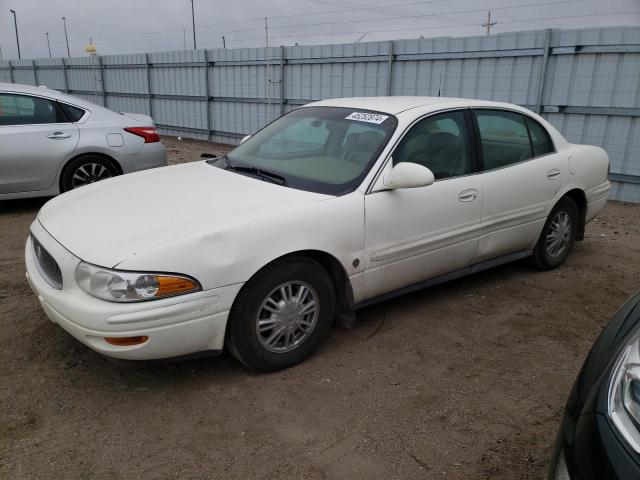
<box><xmin>87</xmin><ymin>0</ymin><xmax>479</xmax><ymax>41</ymax></box>
<box><xmin>95</xmin><ymin>8</ymin><xmax>639</xmax><ymax>55</ymax></box>
<box><xmin>64</xmin><ymin>4</ymin><xmax>637</xmax><ymax>55</ymax></box>
<box><xmin>85</xmin><ymin>0</ymin><xmax>584</xmax><ymax>48</ymax></box>
<box><xmin>223</xmin><ymin>9</ymin><xmax>640</xmax><ymax>44</ymax></box>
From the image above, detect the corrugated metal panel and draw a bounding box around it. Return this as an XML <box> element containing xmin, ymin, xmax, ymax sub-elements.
<box><xmin>1</xmin><ymin>26</ymin><xmax>640</xmax><ymax>201</ymax></box>
<box><xmin>152</xmin><ymin>98</ymin><xmax>206</xmax><ymax>130</ymax></box>
<box><xmin>102</xmin><ymin>54</ymin><xmax>146</xmax><ymax>95</ymax></box>
<box><xmin>211</xmin><ymin>101</ymin><xmax>275</xmax><ymax>136</ymax></box>
<box><xmin>106</xmin><ymin>95</ymin><xmax>149</xmax><ymax>116</ymax></box>
<box><xmin>33</xmin><ymin>59</ymin><xmax>66</xmax><ymax>90</ymax></box>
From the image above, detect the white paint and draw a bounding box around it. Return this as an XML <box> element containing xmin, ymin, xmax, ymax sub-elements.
<box><xmin>26</xmin><ymin>96</ymin><xmax>611</xmax><ymax>361</ymax></box>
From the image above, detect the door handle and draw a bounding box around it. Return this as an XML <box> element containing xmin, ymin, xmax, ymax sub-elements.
<box><xmin>47</xmin><ymin>132</ymin><xmax>71</xmax><ymax>139</ymax></box>
<box><xmin>458</xmin><ymin>189</ymin><xmax>479</xmax><ymax>202</ymax></box>
<box><xmin>546</xmin><ymin>168</ymin><xmax>561</xmax><ymax>180</ymax></box>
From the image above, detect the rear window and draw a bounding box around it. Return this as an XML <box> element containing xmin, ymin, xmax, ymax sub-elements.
<box><xmin>525</xmin><ymin>117</ymin><xmax>554</xmax><ymax>157</ymax></box>
<box><xmin>60</xmin><ymin>103</ymin><xmax>86</xmax><ymax>122</ymax></box>
<box><xmin>474</xmin><ymin>109</ymin><xmax>533</xmax><ymax>171</ymax></box>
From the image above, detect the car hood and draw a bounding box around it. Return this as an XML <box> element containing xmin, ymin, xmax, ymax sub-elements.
<box><xmin>38</xmin><ymin>162</ymin><xmax>331</xmax><ymax>267</ymax></box>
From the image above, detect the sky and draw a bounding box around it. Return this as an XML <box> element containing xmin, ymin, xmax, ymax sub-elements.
<box><xmin>0</xmin><ymin>0</ymin><xmax>639</xmax><ymax>59</ymax></box>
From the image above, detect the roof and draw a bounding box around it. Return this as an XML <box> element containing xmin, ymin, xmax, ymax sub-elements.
<box><xmin>305</xmin><ymin>96</ymin><xmax>519</xmax><ymax>115</ymax></box>
<box><xmin>0</xmin><ymin>82</ymin><xmax>62</xmax><ymax>96</ymax></box>
<box><xmin>0</xmin><ymin>82</ymin><xmax>102</xmax><ymax>110</ymax></box>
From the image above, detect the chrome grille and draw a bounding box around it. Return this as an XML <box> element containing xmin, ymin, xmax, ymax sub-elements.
<box><xmin>32</xmin><ymin>236</ymin><xmax>63</xmax><ymax>289</ymax></box>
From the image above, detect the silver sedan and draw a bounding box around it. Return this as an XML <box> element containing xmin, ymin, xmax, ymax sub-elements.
<box><xmin>0</xmin><ymin>82</ymin><xmax>167</xmax><ymax>200</ymax></box>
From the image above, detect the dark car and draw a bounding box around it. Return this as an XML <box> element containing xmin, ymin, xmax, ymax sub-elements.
<box><xmin>549</xmin><ymin>291</ymin><xmax>640</xmax><ymax>479</ymax></box>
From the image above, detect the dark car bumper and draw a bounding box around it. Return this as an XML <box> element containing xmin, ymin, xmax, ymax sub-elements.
<box><xmin>549</xmin><ymin>411</ymin><xmax>640</xmax><ymax>479</ymax></box>
<box><xmin>548</xmin><ymin>292</ymin><xmax>640</xmax><ymax>479</ymax></box>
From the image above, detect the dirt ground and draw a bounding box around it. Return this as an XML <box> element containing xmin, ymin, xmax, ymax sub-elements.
<box><xmin>1</xmin><ymin>136</ymin><xmax>639</xmax><ymax>480</ymax></box>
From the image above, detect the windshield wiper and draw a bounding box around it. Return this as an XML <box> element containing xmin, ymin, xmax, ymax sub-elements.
<box><xmin>221</xmin><ymin>156</ymin><xmax>287</xmax><ymax>186</ymax></box>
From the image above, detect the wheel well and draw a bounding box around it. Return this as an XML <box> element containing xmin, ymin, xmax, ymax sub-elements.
<box><xmin>59</xmin><ymin>153</ymin><xmax>122</xmax><ymax>192</ymax></box>
<box><xmin>257</xmin><ymin>250</ymin><xmax>356</xmax><ymax>328</ymax></box>
<box><xmin>563</xmin><ymin>189</ymin><xmax>587</xmax><ymax>241</ymax></box>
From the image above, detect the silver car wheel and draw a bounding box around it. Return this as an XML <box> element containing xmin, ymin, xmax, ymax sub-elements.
<box><xmin>546</xmin><ymin>211</ymin><xmax>572</xmax><ymax>257</ymax></box>
<box><xmin>256</xmin><ymin>281</ymin><xmax>319</xmax><ymax>353</ymax></box>
<box><xmin>71</xmin><ymin>162</ymin><xmax>113</xmax><ymax>188</ymax></box>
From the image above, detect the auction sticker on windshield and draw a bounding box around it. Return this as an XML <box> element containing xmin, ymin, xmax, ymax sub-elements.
<box><xmin>345</xmin><ymin>112</ymin><xmax>389</xmax><ymax>124</ymax></box>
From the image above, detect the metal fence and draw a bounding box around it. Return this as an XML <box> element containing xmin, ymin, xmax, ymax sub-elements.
<box><xmin>1</xmin><ymin>26</ymin><xmax>640</xmax><ymax>202</ymax></box>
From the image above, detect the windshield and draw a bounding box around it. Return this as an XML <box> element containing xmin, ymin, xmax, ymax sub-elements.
<box><xmin>209</xmin><ymin>106</ymin><xmax>397</xmax><ymax>195</ymax></box>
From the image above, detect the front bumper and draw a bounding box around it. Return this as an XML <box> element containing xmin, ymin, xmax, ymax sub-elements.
<box><xmin>549</xmin><ymin>410</ymin><xmax>640</xmax><ymax>480</ymax></box>
<box><xmin>25</xmin><ymin>221</ymin><xmax>242</xmax><ymax>361</ymax></box>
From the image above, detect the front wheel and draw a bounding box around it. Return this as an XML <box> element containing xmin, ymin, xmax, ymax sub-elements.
<box><xmin>531</xmin><ymin>196</ymin><xmax>579</xmax><ymax>270</ymax></box>
<box><xmin>226</xmin><ymin>257</ymin><xmax>336</xmax><ymax>371</ymax></box>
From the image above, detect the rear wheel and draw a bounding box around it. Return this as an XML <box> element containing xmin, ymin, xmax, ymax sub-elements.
<box><xmin>61</xmin><ymin>155</ymin><xmax>119</xmax><ymax>192</ymax></box>
<box><xmin>531</xmin><ymin>196</ymin><xmax>579</xmax><ymax>270</ymax></box>
<box><xmin>226</xmin><ymin>257</ymin><xmax>336</xmax><ymax>371</ymax></box>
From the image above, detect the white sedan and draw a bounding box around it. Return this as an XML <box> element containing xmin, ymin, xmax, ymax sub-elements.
<box><xmin>25</xmin><ymin>96</ymin><xmax>610</xmax><ymax>371</ymax></box>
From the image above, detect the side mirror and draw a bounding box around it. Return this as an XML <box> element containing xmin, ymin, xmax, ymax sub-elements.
<box><xmin>383</xmin><ymin>162</ymin><xmax>435</xmax><ymax>189</ymax></box>
<box><xmin>240</xmin><ymin>134</ymin><xmax>251</xmax><ymax>144</ymax></box>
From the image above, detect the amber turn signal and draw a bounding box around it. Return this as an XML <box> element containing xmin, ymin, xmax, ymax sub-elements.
<box><xmin>105</xmin><ymin>335</ymin><xmax>149</xmax><ymax>346</ymax></box>
<box><xmin>156</xmin><ymin>276</ymin><xmax>199</xmax><ymax>297</ymax></box>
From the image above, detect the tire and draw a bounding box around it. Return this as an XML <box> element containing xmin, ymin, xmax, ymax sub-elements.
<box><xmin>531</xmin><ymin>196</ymin><xmax>579</xmax><ymax>270</ymax></box>
<box><xmin>226</xmin><ymin>257</ymin><xmax>336</xmax><ymax>372</ymax></box>
<box><xmin>61</xmin><ymin>155</ymin><xmax>120</xmax><ymax>192</ymax></box>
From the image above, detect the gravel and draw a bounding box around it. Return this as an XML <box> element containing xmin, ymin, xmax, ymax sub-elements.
<box><xmin>1</xmin><ymin>136</ymin><xmax>639</xmax><ymax>479</ymax></box>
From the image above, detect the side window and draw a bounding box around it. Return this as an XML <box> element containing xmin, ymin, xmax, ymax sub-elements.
<box><xmin>393</xmin><ymin>110</ymin><xmax>472</xmax><ymax>179</ymax></box>
<box><xmin>60</xmin><ymin>103</ymin><xmax>86</xmax><ymax>122</ymax></box>
<box><xmin>0</xmin><ymin>94</ymin><xmax>64</xmax><ymax>126</ymax></box>
<box><xmin>525</xmin><ymin>117</ymin><xmax>554</xmax><ymax>157</ymax></box>
<box><xmin>474</xmin><ymin>110</ymin><xmax>533</xmax><ymax>170</ymax></box>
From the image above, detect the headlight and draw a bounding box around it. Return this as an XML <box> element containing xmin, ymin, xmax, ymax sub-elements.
<box><xmin>608</xmin><ymin>327</ymin><xmax>640</xmax><ymax>452</ymax></box>
<box><xmin>75</xmin><ymin>262</ymin><xmax>200</xmax><ymax>302</ymax></box>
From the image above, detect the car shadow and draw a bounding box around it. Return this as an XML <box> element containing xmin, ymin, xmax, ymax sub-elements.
<box><xmin>0</xmin><ymin>197</ymin><xmax>51</xmax><ymax>215</ymax></box>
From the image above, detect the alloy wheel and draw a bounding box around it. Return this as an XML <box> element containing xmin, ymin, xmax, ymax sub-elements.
<box><xmin>71</xmin><ymin>163</ymin><xmax>113</xmax><ymax>188</ymax></box>
<box><xmin>255</xmin><ymin>281</ymin><xmax>319</xmax><ymax>353</ymax></box>
<box><xmin>546</xmin><ymin>210</ymin><xmax>572</xmax><ymax>257</ymax></box>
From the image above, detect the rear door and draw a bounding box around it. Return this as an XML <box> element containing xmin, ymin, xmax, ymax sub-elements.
<box><xmin>0</xmin><ymin>93</ymin><xmax>80</xmax><ymax>194</ymax></box>
<box><xmin>472</xmin><ymin>108</ymin><xmax>565</xmax><ymax>262</ymax></box>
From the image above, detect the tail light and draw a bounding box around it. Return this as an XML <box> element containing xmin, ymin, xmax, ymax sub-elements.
<box><xmin>124</xmin><ymin>126</ymin><xmax>160</xmax><ymax>143</ymax></box>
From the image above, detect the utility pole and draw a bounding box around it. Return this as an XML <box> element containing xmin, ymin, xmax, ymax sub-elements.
<box><xmin>482</xmin><ymin>10</ymin><xmax>497</xmax><ymax>36</ymax></box>
<box><xmin>264</xmin><ymin>17</ymin><xmax>271</xmax><ymax>120</ymax></box>
<box><xmin>0</xmin><ymin>44</ymin><xmax>3</xmax><ymax>61</ymax></box>
<box><xmin>190</xmin><ymin>0</ymin><xmax>196</xmax><ymax>49</ymax></box>
<box><xmin>46</xmin><ymin>33</ymin><xmax>52</xmax><ymax>58</ymax></box>
<box><xmin>10</xmin><ymin>9</ymin><xmax>20</xmax><ymax>59</ymax></box>
<box><xmin>183</xmin><ymin>29</ymin><xmax>187</xmax><ymax>50</ymax></box>
<box><xmin>221</xmin><ymin>36</ymin><xmax>226</xmax><ymax>48</ymax></box>
<box><xmin>62</xmin><ymin>17</ymin><xmax>70</xmax><ymax>57</ymax></box>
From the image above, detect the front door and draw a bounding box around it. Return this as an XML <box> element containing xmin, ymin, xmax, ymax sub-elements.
<box><xmin>362</xmin><ymin>110</ymin><xmax>483</xmax><ymax>301</ymax></box>
<box><xmin>0</xmin><ymin>93</ymin><xmax>79</xmax><ymax>194</ymax></box>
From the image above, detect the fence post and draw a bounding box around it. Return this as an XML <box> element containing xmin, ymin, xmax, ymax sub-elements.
<box><xmin>145</xmin><ymin>54</ymin><xmax>153</xmax><ymax>120</ymax></box>
<box><xmin>62</xmin><ymin>58</ymin><xmax>69</xmax><ymax>93</ymax></box>
<box><xmin>535</xmin><ymin>28</ymin><xmax>553</xmax><ymax>114</ymax></box>
<box><xmin>98</xmin><ymin>55</ymin><xmax>106</xmax><ymax>107</ymax></box>
<box><xmin>9</xmin><ymin>61</ymin><xmax>14</xmax><ymax>83</ymax></box>
<box><xmin>280</xmin><ymin>45</ymin><xmax>285</xmax><ymax>115</ymax></box>
<box><xmin>32</xmin><ymin>60</ymin><xmax>38</xmax><ymax>86</ymax></box>
<box><xmin>386</xmin><ymin>40</ymin><xmax>394</xmax><ymax>96</ymax></box>
<box><xmin>203</xmin><ymin>49</ymin><xmax>211</xmax><ymax>143</ymax></box>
